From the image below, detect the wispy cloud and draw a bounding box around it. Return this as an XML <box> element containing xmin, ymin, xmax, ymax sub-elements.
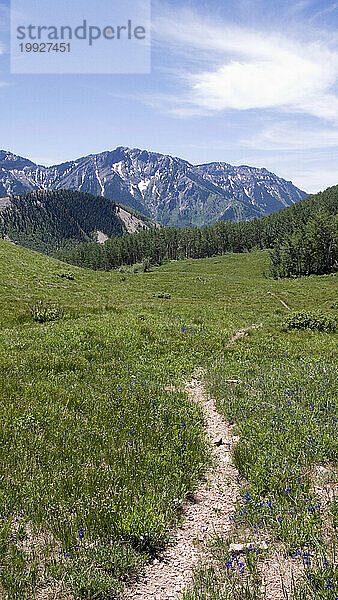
<box><xmin>0</xmin><ymin>41</ymin><xmax>9</xmax><ymax>87</ymax></box>
<box><xmin>0</xmin><ymin>42</ymin><xmax>9</xmax><ymax>87</ymax></box>
<box><xmin>309</xmin><ymin>2</ymin><xmax>338</xmax><ymax>23</ymax></box>
<box><xmin>153</xmin><ymin>7</ymin><xmax>338</xmax><ymax>122</ymax></box>
<box><xmin>243</xmin><ymin>122</ymin><xmax>338</xmax><ymax>150</ymax></box>
<box><xmin>287</xmin><ymin>1</ymin><xmax>314</xmax><ymax>16</ymax></box>
<box><xmin>289</xmin><ymin>168</ymin><xmax>338</xmax><ymax>192</ymax></box>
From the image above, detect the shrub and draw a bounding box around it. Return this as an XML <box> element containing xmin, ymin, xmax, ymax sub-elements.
<box><xmin>30</xmin><ymin>301</ymin><xmax>63</xmax><ymax>323</ymax></box>
<box><xmin>57</xmin><ymin>271</ymin><xmax>75</xmax><ymax>281</ymax></box>
<box><xmin>283</xmin><ymin>311</ymin><xmax>337</xmax><ymax>333</ymax></box>
<box><xmin>119</xmin><ymin>260</ymin><xmax>151</xmax><ymax>274</ymax></box>
<box><xmin>132</xmin><ymin>260</ymin><xmax>151</xmax><ymax>273</ymax></box>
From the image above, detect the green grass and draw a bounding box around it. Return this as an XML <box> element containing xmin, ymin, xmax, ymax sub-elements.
<box><xmin>183</xmin><ymin>535</ymin><xmax>264</xmax><ymax>600</ymax></box>
<box><xmin>0</xmin><ymin>239</ymin><xmax>337</xmax><ymax>599</ymax></box>
<box><xmin>0</xmin><ymin>315</ymin><xmax>211</xmax><ymax>598</ymax></box>
<box><xmin>205</xmin><ymin>331</ymin><xmax>337</xmax><ymax>592</ymax></box>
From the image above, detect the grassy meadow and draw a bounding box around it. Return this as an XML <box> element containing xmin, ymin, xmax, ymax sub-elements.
<box><xmin>0</xmin><ymin>239</ymin><xmax>336</xmax><ymax>599</ymax></box>
<box><xmin>187</xmin><ymin>328</ymin><xmax>337</xmax><ymax>599</ymax></box>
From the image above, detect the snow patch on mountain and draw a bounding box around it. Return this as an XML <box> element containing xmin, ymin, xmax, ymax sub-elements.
<box><xmin>138</xmin><ymin>179</ymin><xmax>151</xmax><ymax>194</ymax></box>
<box><xmin>0</xmin><ymin>148</ymin><xmax>307</xmax><ymax>228</ymax></box>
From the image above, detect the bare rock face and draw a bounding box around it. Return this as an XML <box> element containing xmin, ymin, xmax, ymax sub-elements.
<box><xmin>0</xmin><ymin>148</ymin><xmax>307</xmax><ymax>228</ymax></box>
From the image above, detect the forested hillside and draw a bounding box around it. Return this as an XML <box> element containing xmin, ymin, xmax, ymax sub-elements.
<box><xmin>0</xmin><ymin>189</ymin><xmax>153</xmax><ymax>254</ymax></box>
<box><xmin>58</xmin><ymin>185</ymin><xmax>338</xmax><ymax>277</ymax></box>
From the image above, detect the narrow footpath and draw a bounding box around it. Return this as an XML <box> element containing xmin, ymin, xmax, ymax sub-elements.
<box><xmin>124</xmin><ymin>374</ymin><xmax>239</xmax><ymax>599</ymax></box>
<box><xmin>124</xmin><ymin>323</ymin><xmax>291</xmax><ymax>600</ymax></box>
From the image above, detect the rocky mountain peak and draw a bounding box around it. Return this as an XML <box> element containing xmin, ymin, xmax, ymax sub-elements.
<box><xmin>0</xmin><ymin>147</ymin><xmax>307</xmax><ymax>227</ymax></box>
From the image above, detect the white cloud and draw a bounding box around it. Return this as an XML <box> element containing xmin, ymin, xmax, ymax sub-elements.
<box><xmin>291</xmin><ymin>168</ymin><xmax>338</xmax><ymax>193</ymax></box>
<box><xmin>243</xmin><ymin>122</ymin><xmax>338</xmax><ymax>150</ymax></box>
<box><xmin>154</xmin><ymin>8</ymin><xmax>338</xmax><ymax>122</ymax></box>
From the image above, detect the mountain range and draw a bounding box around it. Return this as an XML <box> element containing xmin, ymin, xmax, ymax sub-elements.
<box><xmin>0</xmin><ymin>148</ymin><xmax>307</xmax><ymax>228</ymax></box>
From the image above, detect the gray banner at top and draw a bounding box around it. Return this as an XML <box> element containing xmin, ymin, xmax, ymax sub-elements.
<box><xmin>10</xmin><ymin>0</ymin><xmax>151</xmax><ymax>74</ymax></box>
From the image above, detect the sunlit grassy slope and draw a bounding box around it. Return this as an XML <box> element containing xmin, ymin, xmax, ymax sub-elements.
<box><xmin>1</xmin><ymin>239</ymin><xmax>336</xmax><ymax>329</ymax></box>
<box><xmin>0</xmin><ymin>239</ymin><xmax>336</xmax><ymax>599</ymax></box>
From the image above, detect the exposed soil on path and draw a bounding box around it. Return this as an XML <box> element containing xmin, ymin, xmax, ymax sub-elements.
<box><xmin>123</xmin><ymin>324</ymin><xmax>266</xmax><ymax>600</ymax></box>
<box><xmin>267</xmin><ymin>291</ymin><xmax>291</xmax><ymax>310</ymax></box>
<box><xmin>123</xmin><ymin>323</ymin><xmax>297</xmax><ymax>600</ymax></box>
<box><xmin>229</xmin><ymin>322</ymin><xmax>263</xmax><ymax>344</ymax></box>
<box><xmin>123</xmin><ymin>375</ymin><xmax>239</xmax><ymax>600</ymax></box>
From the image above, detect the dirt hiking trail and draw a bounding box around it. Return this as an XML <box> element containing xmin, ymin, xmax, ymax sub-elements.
<box><xmin>124</xmin><ymin>324</ymin><xmax>266</xmax><ymax>600</ymax></box>
<box><xmin>124</xmin><ymin>375</ymin><xmax>239</xmax><ymax>599</ymax></box>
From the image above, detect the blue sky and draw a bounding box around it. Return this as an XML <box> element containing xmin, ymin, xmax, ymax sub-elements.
<box><xmin>0</xmin><ymin>0</ymin><xmax>337</xmax><ymax>192</ymax></box>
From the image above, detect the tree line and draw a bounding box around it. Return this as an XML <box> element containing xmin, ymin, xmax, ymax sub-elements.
<box><xmin>56</xmin><ymin>185</ymin><xmax>338</xmax><ymax>278</ymax></box>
